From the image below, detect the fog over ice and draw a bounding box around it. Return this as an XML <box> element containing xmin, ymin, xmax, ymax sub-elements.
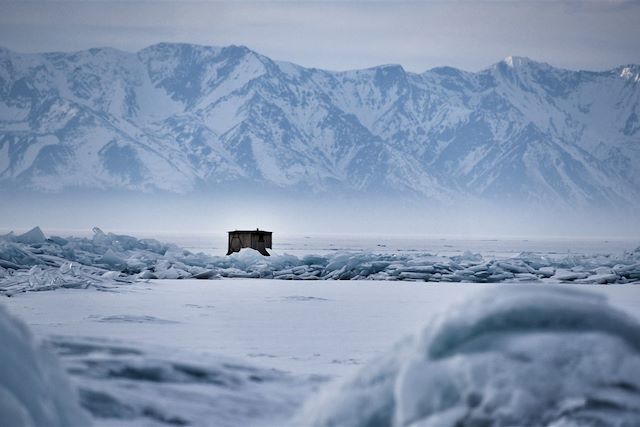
<box><xmin>1</xmin><ymin>191</ymin><xmax>638</xmax><ymax>240</ymax></box>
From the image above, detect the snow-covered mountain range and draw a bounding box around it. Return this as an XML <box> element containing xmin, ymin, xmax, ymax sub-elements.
<box><xmin>1</xmin><ymin>43</ymin><xmax>638</xmax><ymax>208</ymax></box>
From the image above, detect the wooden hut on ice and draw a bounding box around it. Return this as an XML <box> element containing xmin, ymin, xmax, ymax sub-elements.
<box><xmin>227</xmin><ymin>229</ymin><xmax>272</xmax><ymax>256</ymax></box>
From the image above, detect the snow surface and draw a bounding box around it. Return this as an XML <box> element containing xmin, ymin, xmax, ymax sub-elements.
<box><xmin>2</xmin><ymin>229</ymin><xmax>640</xmax><ymax>426</ymax></box>
<box><xmin>4</xmin><ymin>279</ymin><xmax>640</xmax><ymax>426</ymax></box>
<box><xmin>297</xmin><ymin>286</ymin><xmax>640</xmax><ymax>427</ymax></box>
<box><xmin>0</xmin><ymin>303</ymin><xmax>91</xmax><ymax>426</ymax></box>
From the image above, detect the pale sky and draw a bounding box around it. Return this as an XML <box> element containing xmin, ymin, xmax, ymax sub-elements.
<box><xmin>1</xmin><ymin>0</ymin><xmax>639</xmax><ymax>72</ymax></box>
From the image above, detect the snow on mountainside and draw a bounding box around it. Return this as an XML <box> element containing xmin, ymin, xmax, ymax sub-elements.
<box><xmin>0</xmin><ymin>43</ymin><xmax>639</xmax><ymax>207</ymax></box>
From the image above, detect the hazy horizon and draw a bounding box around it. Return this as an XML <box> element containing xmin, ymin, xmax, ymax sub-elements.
<box><xmin>1</xmin><ymin>190</ymin><xmax>638</xmax><ymax>240</ymax></box>
<box><xmin>1</xmin><ymin>1</ymin><xmax>639</xmax><ymax>72</ymax></box>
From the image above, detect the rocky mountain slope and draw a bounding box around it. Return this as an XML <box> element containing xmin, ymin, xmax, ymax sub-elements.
<box><xmin>1</xmin><ymin>43</ymin><xmax>638</xmax><ymax>208</ymax></box>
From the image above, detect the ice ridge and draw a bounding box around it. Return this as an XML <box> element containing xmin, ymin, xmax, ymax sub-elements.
<box><xmin>1</xmin><ymin>227</ymin><xmax>639</xmax><ymax>295</ymax></box>
<box><xmin>296</xmin><ymin>286</ymin><xmax>640</xmax><ymax>427</ymax></box>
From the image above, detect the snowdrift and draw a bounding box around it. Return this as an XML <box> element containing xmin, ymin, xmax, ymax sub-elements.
<box><xmin>0</xmin><ymin>303</ymin><xmax>91</xmax><ymax>426</ymax></box>
<box><xmin>296</xmin><ymin>286</ymin><xmax>640</xmax><ymax>427</ymax></box>
<box><xmin>1</xmin><ymin>227</ymin><xmax>640</xmax><ymax>294</ymax></box>
<box><xmin>48</xmin><ymin>336</ymin><xmax>315</xmax><ymax>427</ymax></box>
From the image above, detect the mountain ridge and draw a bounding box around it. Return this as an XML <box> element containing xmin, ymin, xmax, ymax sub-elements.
<box><xmin>1</xmin><ymin>42</ymin><xmax>639</xmax><ymax>209</ymax></box>
<box><xmin>4</xmin><ymin>43</ymin><xmax>638</xmax><ymax>74</ymax></box>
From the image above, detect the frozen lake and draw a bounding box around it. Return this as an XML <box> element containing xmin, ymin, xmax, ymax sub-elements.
<box><xmin>2</xmin><ymin>231</ymin><xmax>640</xmax><ymax>426</ymax></box>
<box><xmin>147</xmin><ymin>232</ymin><xmax>640</xmax><ymax>259</ymax></box>
<box><xmin>7</xmin><ymin>227</ymin><xmax>637</xmax><ymax>258</ymax></box>
<box><xmin>6</xmin><ymin>279</ymin><xmax>640</xmax><ymax>378</ymax></box>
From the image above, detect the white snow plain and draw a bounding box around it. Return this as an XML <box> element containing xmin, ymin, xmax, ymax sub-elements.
<box><xmin>1</xmin><ymin>228</ymin><xmax>640</xmax><ymax>426</ymax></box>
<box><xmin>4</xmin><ymin>279</ymin><xmax>640</xmax><ymax>426</ymax></box>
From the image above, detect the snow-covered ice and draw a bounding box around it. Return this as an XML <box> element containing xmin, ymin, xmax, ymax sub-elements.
<box><xmin>46</xmin><ymin>335</ymin><xmax>316</xmax><ymax>427</ymax></box>
<box><xmin>0</xmin><ymin>303</ymin><xmax>91</xmax><ymax>426</ymax></box>
<box><xmin>2</xmin><ymin>227</ymin><xmax>639</xmax><ymax>296</ymax></box>
<box><xmin>2</xmin><ymin>228</ymin><xmax>640</xmax><ymax>426</ymax></box>
<box><xmin>4</xmin><ymin>277</ymin><xmax>640</xmax><ymax>426</ymax></box>
<box><xmin>297</xmin><ymin>286</ymin><xmax>640</xmax><ymax>427</ymax></box>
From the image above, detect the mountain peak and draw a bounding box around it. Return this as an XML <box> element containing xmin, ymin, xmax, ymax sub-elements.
<box><xmin>221</xmin><ymin>44</ymin><xmax>262</xmax><ymax>62</ymax></box>
<box><xmin>359</xmin><ymin>63</ymin><xmax>406</xmax><ymax>75</ymax></box>
<box><xmin>502</xmin><ymin>56</ymin><xmax>538</xmax><ymax>68</ymax></box>
<box><xmin>618</xmin><ymin>65</ymin><xmax>640</xmax><ymax>82</ymax></box>
<box><xmin>372</xmin><ymin>64</ymin><xmax>406</xmax><ymax>78</ymax></box>
<box><xmin>378</xmin><ymin>63</ymin><xmax>405</xmax><ymax>71</ymax></box>
<box><xmin>139</xmin><ymin>42</ymin><xmax>224</xmax><ymax>57</ymax></box>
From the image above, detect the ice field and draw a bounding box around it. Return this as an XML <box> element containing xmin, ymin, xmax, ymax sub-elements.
<box><xmin>4</xmin><ymin>279</ymin><xmax>640</xmax><ymax>426</ymax></box>
<box><xmin>1</xmin><ymin>227</ymin><xmax>639</xmax><ymax>296</ymax></box>
<box><xmin>1</xmin><ymin>228</ymin><xmax>640</xmax><ymax>426</ymax></box>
